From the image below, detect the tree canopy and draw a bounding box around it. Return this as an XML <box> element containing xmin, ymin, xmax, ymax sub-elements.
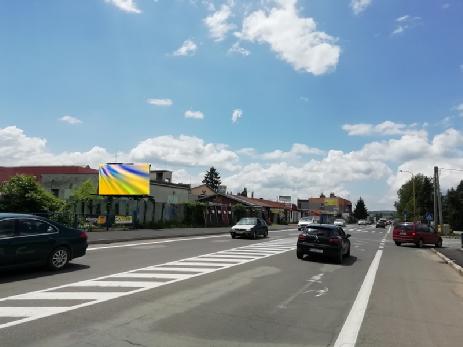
<box><xmin>0</xmin><ymin>175</ymin><xmax>63</xmax><ymax>213</ymax></box>
<box><xmin>394</xmin><ymin>174</ymin><xmax>433</xmax><ymax>221</ymax></box>
<box><xmin>353</xmin><ymin>197</ymin><xmax>368</xmax><ymax>220</ymax></box>
<box><xmin>202</xmin><ymin>167</ymin><xmax>221</xmax><ymax>191</ymax></box>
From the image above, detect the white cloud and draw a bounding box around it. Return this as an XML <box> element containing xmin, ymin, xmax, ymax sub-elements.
<box><xmin>442</xmin><ymin>3</ymin><xmax>450</xmax><ymax>9</ymax></box>
<box><xmin>456</xmin><ymin>103</ymin><xmax>463</xmax><ymax>117</ymax></box>
<box><xmin>237</xmin><ymin>0</ymin><xmax>340</xmax><ymax>75</ymax></box>
<box><xmin>184</xmin><ymin>110</ymin><xmax>204</xmax><ymax>119</ymax></box>
<box><xmin>262</xmin><ymin>143</ymin><xmax>324</xmax><ymax>160</ymax></box>
<box><xmin>130</xmin><ymin>135</ymin><xmax>240</xmax><ymax>171</ymax></box>
<box><xmin>0</xmin><ymin>126</ymin><xmax>113</xmax><ymax>168</ymax></box>
<box><xmin>146</xmin><ymin>98</ymin><xmax>173</xmax><ymax>106</ymax></box>
<box><xmin>232</xmin><ymin>109</ymin><xmax>243</xmax><ymax>123</ymax></box>
<box><xmin>204</xmin><ymin>4</ymin><xmax>235</xmax><ymax>41</ymax></box>
<box><xmin>392</xmin><ymin>15</ymin><xmax>421</xmax><ymax>36</ymax></box>
<box><xmin>351</xmin><ymin>0</ymin><xmax>372</xmax><ymax>15</ymax></box>
<box><xmin>173</xmin><ymin>40</ymin><xmax>198</xmax><ymax>56</ymax></box>
<box><xmin>59</xmin><ymin>115</ymin><xmax>82</xmax><ymax>125</ymax></box>
<box><xmin>105</xmin><ymin>0</ymin><xmax>141</xmax><ymax>14</ymax></box>
<box><xmin>342</xmin><ymin>121</ymin><xmax>421</xmax><ymax>136</ymax></box>
<box><xmin>228</xmin><ymin>42</ymin><xmax>251</xmax><ymax>56</ymax></box>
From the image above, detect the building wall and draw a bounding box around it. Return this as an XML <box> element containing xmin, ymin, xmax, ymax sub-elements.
<box><xmin>150</xmin><ymin>183</ymin><xmax>191</xmax><ymax>204</ymax></box>
<box><xmin>41</xmin><ymin>173</ymin><xmax>98</xmax><ymax>200</ymax></box>
<box><xmin>191</xmin><ymin>185</ymin><xmax>216</xmax><ymax>198</ymax></box>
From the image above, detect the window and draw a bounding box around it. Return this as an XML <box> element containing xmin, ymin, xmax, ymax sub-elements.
<box><xmin>18</xmin><ymin>219</ymin><xmax>56</xmax><ymax>236</ymax></box>
<box><xmin>0</xmin><ymin>220</ymin><xmax>15</xmax><ymax>238</ymax></box>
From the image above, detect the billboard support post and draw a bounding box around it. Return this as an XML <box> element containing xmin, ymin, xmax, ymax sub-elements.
<box><xmin>106</xmin><ymin>196</ymin><xmax>113</xmax><ymax>231</ymax></box>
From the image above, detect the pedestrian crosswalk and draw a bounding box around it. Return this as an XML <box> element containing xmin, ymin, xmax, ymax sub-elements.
<box><xmin>0</xmin><ymin>238</ymin><xmax>296</xmax><ymax>330</ymax></box>
<box><xmin>345</xmin><ymin>226</ymin><xmax>385</xmax><ymax>234</ymax></box>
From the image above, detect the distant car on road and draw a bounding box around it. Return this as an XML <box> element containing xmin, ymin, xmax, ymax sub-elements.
<box><xmin>392</xmin><ymin>222</ymin><xmax>442</xmax><ymax>248</ymax></box>
<box><xmin>357</xmin><ymin>219</ymin><xmax>367</xmax><ymax>225</ymax></box>
<box><xmin>230</xmin><ymin>217</ymin><xmax>268</xmax><ymax>239</ymax></box>
<box><xmin>298</xmin><ymin>217</ymin><xmax>318</xmax><ymax>231</ymax></box>
<box><xmin>0</xmin><ymin>213</ymin><xmax>88</xmax><ymax>271</ymax></box>
<box><xmin>376</xmin><ymin>219</ymin><xmax>386</xmax><ymax>228</ymax></box>
<box><xmin>334</xmin><ymin>219</ymin><xmax>346</xmax><ymax>227</ymax></box>
<box><xmin>297</xmin><ymin>224</ymin><xmax>351</xmax><ymax>264</ymax></box>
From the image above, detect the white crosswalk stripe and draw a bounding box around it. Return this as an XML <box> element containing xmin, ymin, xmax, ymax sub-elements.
<box><xmin>0</xmin><ymin>238</ymin><xmax>296</xmax><ymax>330</ymax></box>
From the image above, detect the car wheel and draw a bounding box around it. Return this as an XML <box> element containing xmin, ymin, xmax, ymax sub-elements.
<box><xmin>231</xmin><ymin>233</ymin><xmax>236</xmax><ymax>239</ymax></box>
<box><xmin>416</xmin><ymin>239</ymin><xmax>424</xmax><ymax>248</ymax></box>
<box><xmin>395</xmin><ymin>241</ymin><xmax>401</xmax><ymax>246</ymax></box>
<box><xmin>346</xmin><ymin>245</ymin><xmax>350</xmax><ymax>257</ymax></box>
<box><xmin>435</xmin><ymin>238</ymin><xmax>442</xmax><ymax>248</ymax></box>
<box><xmin>48</xmin><ymin>247</ymin><xmax>70</xmax><ymax>271</ymax></box>
<box><xmin>296</xmin><ymin>249</ymin><xmax>303</xmax><ymax>259</ymax></box>
<box><xmin>336</xmin><ymin>249</ymin><xmax>343</xmax><ymax>264</ymax></box>
<box><xmin>264</xmin><ymin>230</ymin><xmax>268</xmax><ymax>238</ymax></box>
<box><xmin>251</xmin><ymin>230</ymin><xmax>256</xmax><ymax>240</ymax></box>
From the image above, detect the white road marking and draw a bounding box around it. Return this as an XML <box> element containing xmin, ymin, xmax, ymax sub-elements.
<box><xmin>88</xmin><ymin>229</ymin><xmax>296</xmax><ymax>251</ymax></box>
<box><xmin>0</xmin><ymin>238</ymin><xmax>296</xmax><ymax>330</ymax></box>
<box><xmin>334</xmin><ymin>226</ymin><xmax>391</xmax><ymax>347</ymax></box>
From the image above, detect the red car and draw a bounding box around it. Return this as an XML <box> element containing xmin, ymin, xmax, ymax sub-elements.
<box><xmin>392</xmin><ymin>222</ymin><xmax>442</xmax><ymax>248</ymax></box>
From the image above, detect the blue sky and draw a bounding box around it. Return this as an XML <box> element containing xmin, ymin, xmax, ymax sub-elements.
<box><xmin>1</xmin><ymin>0</ymin><xmax>462</xmax><ymax>209</ymax></box>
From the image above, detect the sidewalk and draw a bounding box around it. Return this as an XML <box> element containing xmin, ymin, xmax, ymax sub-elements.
<box><xmin>436</xmin><ymin>236</ymin><xmax>463</xmax><ymax>268</ymax></box>
<box><xmin>87</xmin><ymin>224</ymin><xmax>296</xmax><ymax>244</ymax></box>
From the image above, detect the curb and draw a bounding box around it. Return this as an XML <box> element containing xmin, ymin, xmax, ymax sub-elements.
<box><xmin>431</xmin><ymin>248</ymin><xmax>463</xmax><ymax>276</ymax></box>
<box><xmin>88</xmin><ymin>227</ymin><xmax>297</xmax><ymax>245</ymax></box>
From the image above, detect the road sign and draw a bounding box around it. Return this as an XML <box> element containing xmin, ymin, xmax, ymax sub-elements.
<box><xmin>425</xmin><ymin>212</ymin><xmax>433</xmax><ymax>221</ymax></box>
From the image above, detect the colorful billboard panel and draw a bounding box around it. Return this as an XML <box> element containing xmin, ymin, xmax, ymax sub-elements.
<box><xmin>324</xmin><ymin>198</ymin><xmax>338</xmax><ymax>206</ymax></box>
<box><xmin>98</xmin><ymin>163</ymin><xmax>150</xmax><ymax>196</ymax></box>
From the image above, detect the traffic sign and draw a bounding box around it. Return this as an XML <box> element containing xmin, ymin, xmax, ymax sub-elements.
<box><xmin>425</xmin><ymin>212</ymin><xmax>433</xmax><ymax>221</ymax></box>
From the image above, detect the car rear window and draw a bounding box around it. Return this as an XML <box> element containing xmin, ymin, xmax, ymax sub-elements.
<box><xmin>396</xmin><ymin>224</ymin><xmax>413</xmax><ymax>231</ymax></box>
<box><xmin>305</xmin><ymin>227</ymin><xmax>335</xmax><ymax>237</ymax></box>
<box><xmin>237</xmin><ymin>218</ymin><xmax>257</xmax><ymax>225</ymax></box>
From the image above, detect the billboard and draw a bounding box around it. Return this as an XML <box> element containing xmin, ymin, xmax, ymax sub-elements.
<box><xmin>98</xmin><ymin>163</ymin><xmax>150</xmax><ymax>196</ymax></box>
<box><xmin>278</xmin><ymin>196</ymin><xmax>291</xmax><ymax>203</ymax></box>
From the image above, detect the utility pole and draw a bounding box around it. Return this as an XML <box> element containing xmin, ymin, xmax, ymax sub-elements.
<box><xmin>434</xmin><ymin>166</ymin><xmax>439</xmax><ymax>227</ymax></box>
<box><xmin>437</xmin><ymin>169</ymin><xmax>444</xmax><ymax>234</ymax></box>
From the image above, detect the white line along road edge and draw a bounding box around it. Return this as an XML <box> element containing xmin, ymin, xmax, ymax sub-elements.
<box><xmin>333</xmin><ymin>226</ymin><xmax>391</xmax><ymax>347</ymax></box>
<box><xmin>0</xmin><ymin>238</ymin><xmax>296</xmax><ymax>330</ymax></box>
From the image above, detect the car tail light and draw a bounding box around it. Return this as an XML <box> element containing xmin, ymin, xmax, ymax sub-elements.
<box><xmin>298</xmin><ymin>233</ymin><xmax>307</xmax><ymax>241</ymax></box>
<box><xmin>329</xmin><ymin>237</ymin><xmax>341</xmax><ymax>245</ymax></box>
<box><xmin>80</xmin><ymin>231</ymin><xmax>88</xmax><ymax>240</ymax></box>
<box><xmin>411</xmin><ymin>232</ymin><xmax>416</xmax><ymax>237</ymax></box>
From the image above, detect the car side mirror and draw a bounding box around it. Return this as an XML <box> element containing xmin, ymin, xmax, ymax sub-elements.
<box><xmin>346</xmin><ymin>234</ymin><xmax>351</xmax><ymax>238</ymax></box>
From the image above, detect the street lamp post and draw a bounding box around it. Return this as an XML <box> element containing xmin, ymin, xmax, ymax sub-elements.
<box><xmin>400</xmin><ymin>170</ymin><xmax>415</xmax><ymax>222</ymax></box>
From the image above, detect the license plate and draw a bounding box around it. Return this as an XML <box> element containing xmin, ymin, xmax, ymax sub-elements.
<box><xmin>400</xmin><ymin>232</ymin><xmax>406</xmax><ymax>236</ymax></box>
<box><xmin>309</xmin><ymin>248</ymin><xmax>323</xmax><ymax>254</ymax></box>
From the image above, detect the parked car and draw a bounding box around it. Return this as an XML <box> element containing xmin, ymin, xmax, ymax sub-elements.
<box><xmin>376</xmin><ymin>219</ymin><xmax>386</xmax><ymax>228</ymax></box>
<box><xmin>0</xmin><ymin>213</ymin><xmax>88</xmax><ymax>271</ymax></box>
<box><xmin>392</xmin><ymin>222</ymin><xmax>442</xmax><ymax>248</ymax></box>
<box><xmin>334</xmin><ymin>219</ymin><xmax>346</xmax><ymax>227</ymax></box>
<box><xmin>297</xmin><ymin>217</ymin><xmax>318</xmax><ymax>231</ymax></box>
<box><xmin>296</xmin><ymin>224</ymin><xmax>351</xmax><ymax>264</ymax></box>
<box><xmin>357</xmin><ymin>219</ymin><xmax>367</xmax><ymax>225</ymax></box>
<box><xmin>230</xmin><ymin>217</ymin><xmax>268</xmax><ymax>239</ymax></box>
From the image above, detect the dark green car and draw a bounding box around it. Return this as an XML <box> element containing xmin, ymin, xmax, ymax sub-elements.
<box><xmin>0</xmin><ymin>213</ymin><xmax>88</xmax><ymax>271</ymax></box>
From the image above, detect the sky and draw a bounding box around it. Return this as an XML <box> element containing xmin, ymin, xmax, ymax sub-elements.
<box><xmin>1</xmin><ymin>0</ymin><xmax>462</xmax><ymax>210</ymax></box>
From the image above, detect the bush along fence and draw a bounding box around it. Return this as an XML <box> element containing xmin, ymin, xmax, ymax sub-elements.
<box><xmin>38</xmin><ymin>198</ymin><xmax>257</xmax><ymax>230</ymax></box>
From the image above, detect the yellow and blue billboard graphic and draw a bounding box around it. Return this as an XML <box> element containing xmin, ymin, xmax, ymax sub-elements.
<box><xmin>98</xmin><ymin>163</ymin><xmax>150</xmax><ymax>196</ymax></box>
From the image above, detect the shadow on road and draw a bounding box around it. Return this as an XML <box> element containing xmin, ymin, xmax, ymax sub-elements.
<box><xmin>0</xmin><ymin>263</ymin><xmax>90</xmax><ymax>284</ymax></box>
<box><xmin>301</xmin><ymin>254</ymin><xmax>358</xmax><ymax>266</ymax></box>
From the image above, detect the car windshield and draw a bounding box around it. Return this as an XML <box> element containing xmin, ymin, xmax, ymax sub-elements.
<box><xmin>335</xmin><ymin>219</ymin><xmax>344</xmax><ymax>222</ymax></box>
<box><xmin>397</xmin><ymin>224</ymin><xmax>414</xmax><ymax>230</ymax></box>
<box><xmin>237</xmin><ymin>218</ymin><xmax>257</xmax><ymax>225</ymax></box>
<box><xmin>300</xmin><ymin>217</ymin><xmax>312</xmax><ymax>222</ymax></box>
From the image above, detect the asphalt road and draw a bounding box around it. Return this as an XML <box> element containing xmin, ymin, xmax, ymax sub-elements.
<box><xmin>0</xmin><ymin>225</ymin><xmax>462</xmax><ymax>347</ymax></box>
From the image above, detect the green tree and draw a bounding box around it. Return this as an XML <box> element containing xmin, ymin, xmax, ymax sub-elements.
<box><xmin>394</xmin><ymin>174</ymin><xmax>434</xmax><ymax>221</ymax></box>
<box><xmin>443</xmin><ymin>180</ymin><xmax>463</xmax><ymax>230</ymax></box>
<box><xmin>0</xmin><ymin>175</ymin><xmax>63</xmax><ymax>213</ymax></box>
<box><xmin>232</xmin><ymin>203</ymin><xmax>247</xmax><ymax>222</ymax></box>
<box><xmin>202</xmin><ymin>166</ymin><xmax>221</xmax><ymax>191</ymax></box>
<box><xmin>353</xmin><ymin>197</ymin><xmax>368</xmax><ymax>220</ymax></box>
<box><xmin>69</xmin><ymin>180</ymin><xmax>98</xmax><ymax>202</ymax></box>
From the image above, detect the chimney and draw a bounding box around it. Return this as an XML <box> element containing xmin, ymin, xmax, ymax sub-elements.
<box><xmin>251</xmin><ymin>192</ymin><xmax>254</xmax><ymax>198</ymax></box>
<box><xmin>330</xmin><ymin>192</ymin><xmax>335</xmax><ymax>198</ymax></box>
